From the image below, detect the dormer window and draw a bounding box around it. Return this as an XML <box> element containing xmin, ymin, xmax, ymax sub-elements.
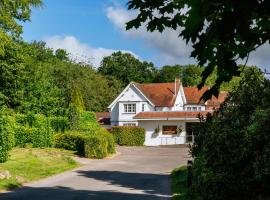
<box><xmin>124</xmin><ymin>103</ymin><xmax>136</xmax><ymax>113</ymax></box>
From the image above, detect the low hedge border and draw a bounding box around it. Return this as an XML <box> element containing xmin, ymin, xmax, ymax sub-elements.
<box><xmin>111</xmin><ymin>126</ymin><xmax>145</xmax><ymax>146</ymax></box>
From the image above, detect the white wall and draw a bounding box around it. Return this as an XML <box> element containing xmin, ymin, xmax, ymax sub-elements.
<box><xmin>110</xmin><ymin>84</ymin><xmax>154</xmax><ymax>125</ymax></box>
<box><xmin>138</xmin><ymin>120</ymin><xmax>187</xmax><ymax>146</ymax></box>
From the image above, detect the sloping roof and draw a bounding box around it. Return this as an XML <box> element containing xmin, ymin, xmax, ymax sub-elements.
<box><xmin>183</xmin><ymin>86</ymin><xmax>208</xmax><ymax>104</ymax></box>
<box><xmin>207</xmin><ymin>91</ymin><xmax>228</xmax><ymax>107</ymax></box>
<box><xmin>134</xmin><ymin>111</ymin><xmax>210</xmax><ymax>119</ymax></box>
<box><xmin>134</xmin><ymin>82</ymin><xmax>180</xmax><ymax>107</ymax></box>
<box><xmin>95</xmin><ymin>112</ymin><xmax>110</xmax><ymax>125</ymax></box>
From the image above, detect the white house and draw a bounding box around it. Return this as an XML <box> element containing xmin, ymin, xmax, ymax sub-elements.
<box><xmin>98</xmin><ymin>80</ymin><xmax>227</xmax><ymax>146</ymax></box>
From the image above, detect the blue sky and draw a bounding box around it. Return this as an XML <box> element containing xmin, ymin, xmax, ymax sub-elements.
<box><xmin>22</xmin><ymin>0</ymin><xmax>269</xmax><ymax>69</ymax></box>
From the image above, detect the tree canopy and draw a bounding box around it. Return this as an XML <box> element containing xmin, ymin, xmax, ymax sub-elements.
<box><xmin>98</xmin><ymin>51</ymin><xmax>157</xmax><ymax>85</ymax></box>
<box><xmin>126</xmin><ymin>0</ymin><xmax>270</xmax><ymax>100</ymax></box>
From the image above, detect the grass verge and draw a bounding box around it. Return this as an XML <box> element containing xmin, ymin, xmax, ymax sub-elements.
<box><xmin>171</xmin><ymin>166</ymin><xmax>188</xmax><ymax>200</ymax></box>
<box><xmin>0</xmin><ymin>148</ymin><xmax>79</xmax><ymax>191</ymax></box>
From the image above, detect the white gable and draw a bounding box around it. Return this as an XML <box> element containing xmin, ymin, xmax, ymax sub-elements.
<box><xmin>118</xmin><ymin>84</ymin><xmax>147</xmax><ymax>102</ymax></box>
<box><xmin>172</xmin><ymin>84</ymin><xmax>186</xmax><ymax>111</ymax></box>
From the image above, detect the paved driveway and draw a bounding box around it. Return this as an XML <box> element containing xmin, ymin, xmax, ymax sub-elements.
<box><xmin>0</xmin><ymin>145</ymin><xmax>190</xmax><ymax>200</ymax></box>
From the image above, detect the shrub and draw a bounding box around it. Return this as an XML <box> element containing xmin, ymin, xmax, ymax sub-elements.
<box><xmin>32</xmin><ymin>115</ymin><xmax>53</xmax><ymax>148</ymax></box>
<box><xmin>54</xmin><ymin>131</ymin><xmax>87</xmax><ymax>156</ymax></box>
<box><xmin>0</xmin><ymin>112</ymin><xmax>15</xmax><ymax>162</ymax></box>
<box><xmin>84</xmin><ymin>134</ymin><xmax>108</xmax><ymax>159</ymax></box>
<box><xmin>14</xmin><ymin>126</ymin><xmax>33</xmax><ymax>147</ymax></box>
<box><xmin>50</xmin><ymin>116</ymin><xmax>69</xmax><ymax>133</ymax></box>
<box><xmin>96</xmin><ymin>128</ymin><xmax>115</xmax><ymax>154</ymax></box>
<box><xmin>190</xmin><ymin>68</ymin><xmax>270</xmax><ymax>200</ymax></box>
<box><xmin>112</xmin><ymin>126</ymin><xmax>145</xmax><ymax>146</ymax></box>
<box><xmin>78</xmin><ymin>111</ymin><xmax>100</xmax><ymax>133</ymax></box>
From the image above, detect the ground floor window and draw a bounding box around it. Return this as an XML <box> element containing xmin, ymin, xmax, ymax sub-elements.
<box><xmin>123</xmin><ymin>123</ymin><xmax>136</xmax><ymax>126</ymax></box>
<box><xmin>162</xmin><ymin>126</ymin><xmax>177</xmax><ymax>135</ymax></box>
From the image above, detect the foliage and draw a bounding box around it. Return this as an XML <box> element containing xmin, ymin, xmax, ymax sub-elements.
<box><xmin>77</xmin><ymin>111</ymin><xmax>100</xmax><ymax>133</ymax></box>
<box><xmin>54</xmin><ymin>132</ymin><xmax>87</xmax><ymax>156</ymax></box>
<box><xmin>190</xmin><ymin>68</ymin><xmax>270</xmax><ymax>200</ymax></box>
<box><xmin>31</xmin><ymin>115</ymin><xmax>53</xmax><ymax>148</ymax></box>
<box><xmin>14</xmin><ymin>126</ymin><xmax>33</xmax><ymax>148</ymax></box>
<box><xmin>84</xmin><ymin>135</ymin><xmax>108</xmax><ymax>159</ymax></box>
<box><xmin>0</xmin><ymin>148</ymin><xmax>78</xmax><ymax>191</ymax></box>
<box><xmin>171</xmin><ymin>166</ymin><xmax>189</xmax><ymax>200</ymax></box>
<box><xmin>0</xmin><ymin>111</ymin><xmax>15</xmax><ymax>162</ymax></box>
<box><xmin>112</xmin><ymin>126</ymin><xmax>145</xmax><ymax>146</ymax></box>
<box><xmin>49</xmin><ymin>116</ymin><xmax>69</xmax><ymax>133</ymax></box>
<box><xmin>99</xmin><ymin>51</ymin><xmax>157</xmax><ymax>85</ymax></box>
<box><xmin>126</xmin><ymin>0</ymin><xmax>270</xmax><ymax>100</ymax></box>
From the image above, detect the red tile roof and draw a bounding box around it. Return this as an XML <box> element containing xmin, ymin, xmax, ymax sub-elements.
<box><xmin>134</xmin><ymin>82</ymin><xmax>180</xmax><ymax>107</ymax></box>
<box><xmin>134</xmin><ymin>111</ymin><xmax>210</xmax><ymax>119</ymax></box>
<box><xmin>95</xmin><ymin>112</ymin><xmax>110</xmax><ymax>125</ymax></box>
<box><xmin>134</xmin><ymin>82</ymin><xmax>227</xmax><ymax>107</ymax></box>
<box><xmin>183</xmin><ymin>86</ymin><xmax>208</xmax><ymax>104</ymax></box>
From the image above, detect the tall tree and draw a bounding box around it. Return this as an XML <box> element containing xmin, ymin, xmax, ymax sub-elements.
<box><xmin>126</xmin><ymin>0</ymin><xmax>270</xmax><ymax>100</ymax></box>
<box><xmin>154</xmin><ymin>65</ymin><xmax>183</xmax><ymax>83</ymax></box>
<box><xmin>99</xmin><ymin>51</ymin><xmax>157</xmax><ymax>85</ymax></box>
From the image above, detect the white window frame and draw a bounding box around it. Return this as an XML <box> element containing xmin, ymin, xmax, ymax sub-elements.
<box><xmin>123</xmin><ymin>123</ymin><xmax>136</xmax><ymax>126</ymax></box>
<box><xmin>123</xmin><ymin>103</ymin><xmax>136</xmax><ymax>113</ymax></box>
<box><xmin>142</xmin><ymin>104</ymin><xmax>145</xmax><ymax>112</ymax></box>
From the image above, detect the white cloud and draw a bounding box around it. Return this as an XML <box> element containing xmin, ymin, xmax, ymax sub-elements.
<box><xmin>106</xmin><ymin>6</ymin><xmax>270</xmax><ymax>70</ymax></box>
<box><xmin>244</xmin><ymin>43</ymin><xmax>270</xmax><ymax>70</ymax></box>
<box><xmin>106</xmin><ymin>6</ymin><xmax>195</xmax><ymax>66</ymax></box>
<box><xmin>45</xmin><ymin>35</ymin><xmax>137</xmax><ymax>68</ymax></box>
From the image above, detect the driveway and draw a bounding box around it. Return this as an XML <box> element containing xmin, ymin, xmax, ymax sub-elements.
<box><xmin>0</xmin><ymin>145</ymin><xmax>190</xmax><ymax>200</ymax></box>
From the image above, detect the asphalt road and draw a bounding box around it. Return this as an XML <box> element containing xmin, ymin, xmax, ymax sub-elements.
<box><xmin>0</xmin><ymin>145</ymin><xmax>190</xmax><ymax>200</ymax></box>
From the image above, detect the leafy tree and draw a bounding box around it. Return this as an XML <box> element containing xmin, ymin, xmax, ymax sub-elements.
<box><xmin>154</xmin><ymin>65</ymin><xmax>183</xmax><ymax>83</ymax></box>
<box><xmin>99</xmin><ymin>51</ymin><xmax>157</xmax><ymax>85</ymax></box>
<box><xmin>182</xmin><ymin>65</ymin><xmax>203</xmax><ymax>87</ymax></box>
<box><xmin>190</xmin><ymin>68</ymin><xmax>270</xmax><ymax>200</ymax></box>
<box><xmin>126</xmin><ymin>0</ymin><xmax>270</xmax><ymax>100</ymax></box>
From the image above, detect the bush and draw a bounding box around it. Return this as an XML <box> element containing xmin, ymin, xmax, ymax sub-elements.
<box><xmin>14</xmin><ymin>126</ymin><xmax>33</xmax><ymax>147</ymax></box>
<box><xmin>32</xmin><ymin>115</ymin><xmax>53</xmax><ymax>148</ymax></box>
<box><xmin>96</xmin><ymin>128</ymin><xmax>115</xmax><ymax>154</ymax></box>
<box><xmin>112</xmin><ymin>126</ymin><xmax>145</xmax><ymax>146</ymax></box>
<box><xmin>54</xmin><ymin>131</ymin><xmax>87</xmax><ymax>156</ymax></box>
<box><xmin>84</xmin><ymin>135</ymin><xmax>108</xmax><ymax>159</ymax></box>
<box><xmin>50</xmin><ymin>116</ymin><xmax>69</xmax><ymax>133</ymax></box>
<box><xmin>190</xmin><ymin>68</ymin><xmax>270</xmax><ymax>200</ymax></box>
<box><xmin>78</xmin><ymin>111</ymin><xmax>100</xmax><ymax>133</ymax></box>
<box><xmin>0</xmin><ymin>112</ymin><xmax>15</xmax><ymax>163</ymax></box>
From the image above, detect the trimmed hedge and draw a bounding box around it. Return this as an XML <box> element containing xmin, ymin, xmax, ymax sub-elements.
<box><xmin>112</xmin><ymin>126</ymin><xmax>145</xmax><ymax>146</ymax></box>
<box><xmin>78</xmin><ymin>111</ymin><xmax>100</xmax><ymax>133</ymax></box>
<box><xmin>0</xmin><ymin>112</ymin><xmax>15</xmax><ymax>163</ymax></box>
<box><xmin>84</xmin><ymin>135</ymin><xmax>108</xmax><ymax>159</ymax></box>
<box><xmin>54</xmin><ymin>131</ymin><xmax>87</xmax><ymax>156</ymax></box>
<box><xmin>14</xmin><ymin>126</ymin><xmax>34</xmax><ymax>147</ymax></box>
<box><xmin>31</xmin><ymin>115</ymin><xmax>53</xmax><ymax>148</ymax></box>
<box><xmin>50</xmin><ymin>116</ymin><xmax>69</xmax><ymax>133</ymax></box>
<box><xmin>54</xmin><ymin>129</ymin><xmax>115</xmax><ymax>159</ymax></box>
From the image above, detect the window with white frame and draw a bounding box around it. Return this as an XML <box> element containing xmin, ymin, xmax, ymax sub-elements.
<box><xmin>186</xmin><ymin>107</ymin><xmax>192</xmax><ymax>111</ymax></box>
<box><xmin>192</xmin><ymin>107</ymin><xmax>197</xmax><ymax>111</ymax></box>
<box><xmin>123</xmin><ymin>123</ymin><xmax>136</xmax><ymax>126</ymax></box>
<box><xmin>142</xmin><ymin>104</ymin><xmax>145</xmax><ymax>112</ymax></box>
<box><xmin>123</xmin><ymin>103</ymin><xmax>136</xmax><ymax>113</ymax></box>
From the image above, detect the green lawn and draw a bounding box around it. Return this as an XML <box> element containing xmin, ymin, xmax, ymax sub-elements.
<box><xmin>171</xmin><ymin>166</ymin><xmax>188</xmax><ymax>200</ymax></box>
<box><xmin>0</xmin><ymin>148</ymin><xmax>80</xmax><ymax>191</ymax></box>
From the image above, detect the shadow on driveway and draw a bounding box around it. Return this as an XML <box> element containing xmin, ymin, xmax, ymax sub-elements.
<box><xmin>0</xmin><ymin>171</ymin><xmax>171</xmax><ymax>200</ymax></box>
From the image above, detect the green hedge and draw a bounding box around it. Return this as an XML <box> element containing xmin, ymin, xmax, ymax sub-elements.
<box><xmin>14</xmin><ymin>126</ymin><xmax>34</xmax><ymax>147</ymax></box>
<box><xmin>112</xmin><ymin>126</ymin><xmax>145</xmax><ymax>146</ymax></box>
<box><xmin>78</xmin><ymin>111</ymin><xmax>100</xmax><ymax>133</ymax></box>
<box><xmin>54</xmin><ymin>131</ymin><xmax>87</xmax><ymax>156</ymax></box>
<box><xmin>0</xmin><ymin>113</ymin><xmax>15</xmax><ymax>162</ymax></box>
<box><xmin>84</xmin><ymin>135</ymin><xmax>108</xmax><ymax>159</ymax></box>
<box><xmin>50</xmin><ymin>116</ymin><xmax>69</xmax><ymax>133</ymax></box>
<box><xmin>54</xmin><ymin>129</ymin><xmax>115</xmax><ymax>159</ymax></box>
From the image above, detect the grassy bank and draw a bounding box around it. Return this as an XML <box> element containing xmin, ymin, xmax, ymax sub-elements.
<box><xmin>171</xmin><ymin>166</ymin><xmax>188</xmax><ymax>200</ymax></box>
<box><xmin>0</xmin><ymin>148</ymin><xmax>79</xmax><ymax>191</ymax></box>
